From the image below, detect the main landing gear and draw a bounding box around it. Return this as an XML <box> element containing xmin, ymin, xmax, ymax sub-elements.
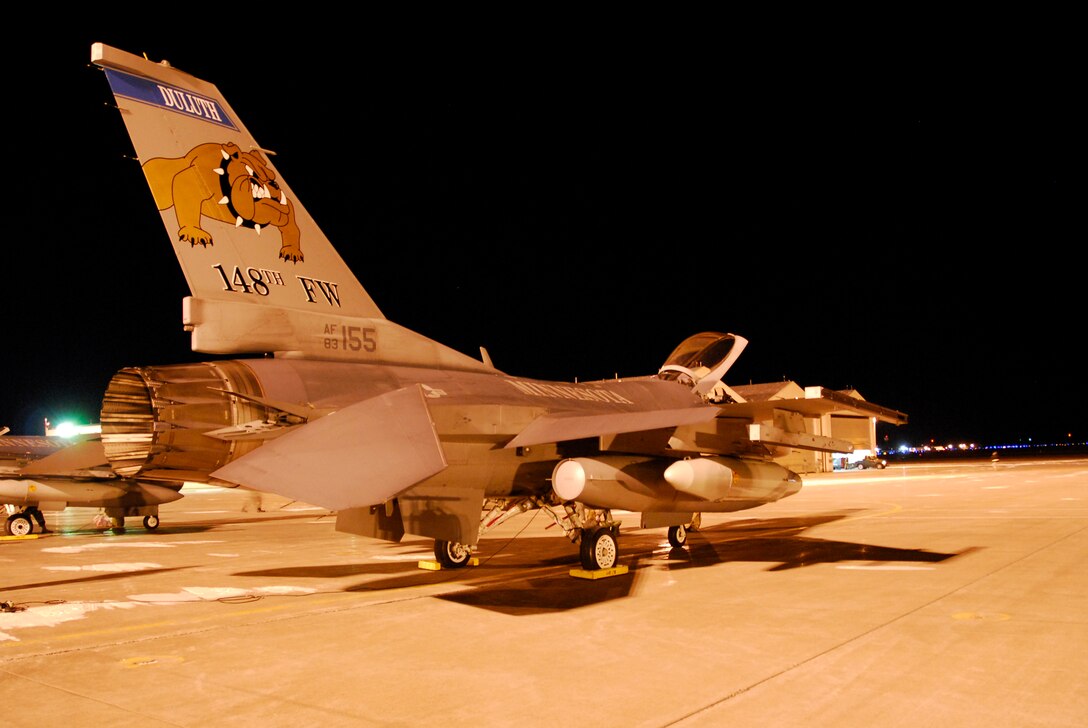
<box><xmin>423</xmin><ymin>499</ymin><xmax>699</xmax><ymax>574</ymax></box>
<box><xmin>5</xmin><ymin>511</ymin><xmax>34</xmax><ymax>536</ymax></box>
<box><xmin>481</xmin><ymin>498</ymin><xmax>624</xmax><ymax>571</ymax></box>
<box><xmin>94</xmin><ymin>509</ymin><xmax>162</xmax><ymax>533</ymax></box>
<box><xmin>476</xmin><ymin>496</ymin><xmax>622</xmax><ymax>570</ymax></box>
<box><xmin>422</xmin><ymin>497</ymin><xmax>625</xmax><ymax>573</ymax></box>
<box><xmin>100</xmin><ymin>514</ymin><xmax>161</xmax><ymax>533</ymax></box>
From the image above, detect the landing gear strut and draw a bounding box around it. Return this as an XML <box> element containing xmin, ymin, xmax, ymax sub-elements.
<box><xmin>466</xmin><ymin>498</ymin><xmax>629</xmax><ymax>573</ymax></box>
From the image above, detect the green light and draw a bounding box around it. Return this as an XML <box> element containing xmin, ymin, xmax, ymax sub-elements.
<box><xmin>53</xmin><ymin>421</ymin><xmax>80</xmax><ymax>438</ymax></box>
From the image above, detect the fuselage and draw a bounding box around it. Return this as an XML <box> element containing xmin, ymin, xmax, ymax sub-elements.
<box><xmin>100</xmin><ymin>357</ymin><xmax>702</xmax><ymax>490</ymax></box>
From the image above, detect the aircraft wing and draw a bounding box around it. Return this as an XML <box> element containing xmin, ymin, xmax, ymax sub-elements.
<box><xmin>718</xmin><ymin>386</ymin><xmax>909</xmax><ymax>425</ymax></box>
<box><xmin>507</xmin><ymin>386</ymin><xmax>905</xmax><ymax>457</ymax></box>
<box><xmin>662</xmin><ymin>386</ymin><xmax>909</xmax><ymax>457</ymax></box>
<box><xmin>505</xmin><ymin>405</ymin><xmax>722</xmax><ymax>449</ymax></box>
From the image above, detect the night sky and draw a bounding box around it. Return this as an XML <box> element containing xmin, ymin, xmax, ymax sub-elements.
<box><xmin>5</xmin><ymin>28</ymin><xmax>1081</xmax><ymax>449</ymax></box>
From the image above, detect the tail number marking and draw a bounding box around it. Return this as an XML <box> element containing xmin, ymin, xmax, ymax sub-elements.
<box><xmin>212</xmin><ymin>264</ymin><xmax>283</xmax><ymax>296</ymax></box>
<box><xmin>323</xmin><ymin>324</ymin><xmax>376</xmax><ymax>352</ymax></box>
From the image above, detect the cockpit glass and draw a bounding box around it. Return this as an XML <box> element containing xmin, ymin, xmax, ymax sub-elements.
<box><xmin>661</xmin><ymin>332</ymin><xmax>737</xmax><ymax>371</ymax></box>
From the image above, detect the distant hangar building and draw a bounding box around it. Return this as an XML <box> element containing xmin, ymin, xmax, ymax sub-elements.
<box><xmin>731</xmin><ymin>382</ymin><xmax>901</xmax><ymax>473</ymax></box>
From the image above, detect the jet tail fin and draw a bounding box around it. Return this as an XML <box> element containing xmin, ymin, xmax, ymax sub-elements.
<box><xmin>91</xmin><ymin>44</ymin><xmax>491</xmax><ymax>372</ymax></box>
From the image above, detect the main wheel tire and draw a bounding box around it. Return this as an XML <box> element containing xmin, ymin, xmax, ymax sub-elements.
<box><xmin>5</xmin><ymin>513</ymin><xmax>32</xmax><ymax>537</ymax></box>
<box><xmin>143</xmin><ymin>514</ymin><xmax>160</xmax><ymax>530</ymax></box>
<box><xmin>434</xmin><ymin>540</ymin><xmax>472</xmax><ymax>568</ymax></box>
<box><xmin>668</xmin><ymin>524</ymin><xmax>688</xmax><ymax>548</ymax></box>
<box><xmin>580</xmin><ymin>529</ymin><xmax>618</xmax><ymax>570</ymax></box>
<box><xmin>110</xmin><ymin>516</ymin><xmax>125</xmax><ymax>533</ymax></box>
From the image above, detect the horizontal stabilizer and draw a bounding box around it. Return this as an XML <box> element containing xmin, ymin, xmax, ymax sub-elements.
<box><xmin>19</xmin><ymin>439</ymin><xmax>108</xmax><ymax>475</ymax></box>
<box><xmin>506</xmin><ymin>406</ymin><xmax>720</xmax><ymax>449</ymax></box>
<box><xmin>212</xmin><ymin>385</ymin><xmax>447</xmax><ymax>510</ymax></box>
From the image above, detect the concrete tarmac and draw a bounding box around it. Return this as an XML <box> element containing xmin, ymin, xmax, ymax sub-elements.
<box><xmin>2</xmin><ymin>456</ymin><xmax>1085</xmax><ymax>727</ymax></box>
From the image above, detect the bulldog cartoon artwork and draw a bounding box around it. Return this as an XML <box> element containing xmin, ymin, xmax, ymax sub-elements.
<box><xmin>142</xmin><ymin>141</ymin><xmax>304</xmax><ymax>263</ymax></box>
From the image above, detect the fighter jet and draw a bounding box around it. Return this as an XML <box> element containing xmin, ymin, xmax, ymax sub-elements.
<box><xmin>83</xmin><ymin>43</ymin><xmax>906</xmax><ymax>570</ymax></box>
<box><xmin>0</xmin><ymin>430</ymin><xmax>182</xmax><ymax>535</ymax></box>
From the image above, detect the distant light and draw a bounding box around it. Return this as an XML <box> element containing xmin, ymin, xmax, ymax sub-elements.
<box><xmin>47</xmin><ymin>421</ymin><xmax>102</xmax><ymax>438</ymax></box>
<box><xmin>53</xmin><ymin>421</ymin><xmax>80</xmax><ymax>438</ymax></box>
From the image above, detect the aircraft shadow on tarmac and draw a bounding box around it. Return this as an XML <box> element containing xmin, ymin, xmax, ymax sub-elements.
<box><xmin>240</xmin><ymin>511</ymin><xmax>970</xmax><ymax>616</ymax></box>
<box><xmin>663</xmin><ymin>516</ymin><xmax>966</xmax><ymax>573</ymax></box>
<box><xmin>2</xmin><ymin>566</ymin><xmax>195</xmax><ymax>594</ymax></box>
